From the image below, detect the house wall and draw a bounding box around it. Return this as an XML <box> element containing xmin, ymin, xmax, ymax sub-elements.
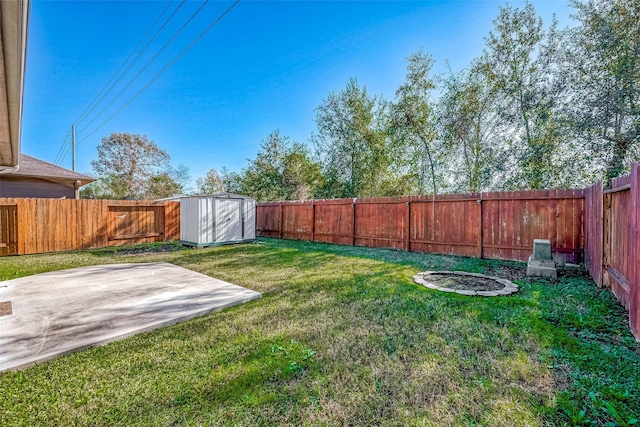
<box><xmin>0</xmin><ymin>176</ymin><xmax>76</xmax><ymax>198</ymax></box>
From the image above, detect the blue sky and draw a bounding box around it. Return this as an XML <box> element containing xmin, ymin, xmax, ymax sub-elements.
<box><xmin>22</xmin><ymin>0</ymin><xmax>575</xmax><ymax>185</ymax></box>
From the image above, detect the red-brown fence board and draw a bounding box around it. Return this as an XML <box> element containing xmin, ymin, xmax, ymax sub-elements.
<box><xmin>0</xmin><ymin>204</ymin><xmax>18</xmax><ymax>256</ymax></box>
<box><xmin>584</xmin><ymin>180</ymin><xmax>603</xmax><ymax>286</ymax></box>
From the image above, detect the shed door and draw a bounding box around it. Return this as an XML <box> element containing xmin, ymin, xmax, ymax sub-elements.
<box><xmin>216</xmin><ymin>199</ymin><xmax>242</xmax><ymax>242</ymax></box>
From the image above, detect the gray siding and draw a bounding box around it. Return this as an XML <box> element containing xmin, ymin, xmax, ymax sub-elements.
<box><xmin>0</xmin><ymin>177</ymin><xmax>76</xmax><ymax>198</ymax></box>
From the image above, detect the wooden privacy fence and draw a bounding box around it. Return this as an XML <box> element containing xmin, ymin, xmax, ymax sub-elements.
<box><xmin>0</xmin><ymin>198</ymin><xmax>180</xmax><ymax>255</ymax></box>
<box><xmin>257</xmin><ymin>165</ymin><xmax>640</xmax><ymax>340</ymax></box>
<box><xmin>584</xmin><ymin>163</ymin><xmax>639</xmax><ymax>339</ymax></box>
<box><xmin>257</xmin><ymin>189</ymin><xmax>585</xmax><ymax>264</ymax></box>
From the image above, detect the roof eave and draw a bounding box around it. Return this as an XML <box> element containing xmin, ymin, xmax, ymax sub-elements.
<box><xmin>0</xmin><ymin>173</ymin><xmax>95</xmax><ymax>186</ymax></box>
<box><xmin>0</xmin><ymin>0</ymin><xmax>29</xmax><ymax>168</ymax></box>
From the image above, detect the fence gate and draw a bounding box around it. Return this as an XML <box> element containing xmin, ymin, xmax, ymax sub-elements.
<box><xmin>0</xmin><ymin>205</ymin><xmax>18</xmax><ymax>256</ymax></box>
<box><xmin>602</xmin><ymin>183</ymin><xmax>633</xmax><ymax>308</ymax></box>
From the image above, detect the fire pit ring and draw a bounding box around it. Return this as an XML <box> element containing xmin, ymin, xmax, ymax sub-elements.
<box><xmin>413</xmin><ymin>271</ymin><xmax>519</xmax><ymax>297</ymax></box>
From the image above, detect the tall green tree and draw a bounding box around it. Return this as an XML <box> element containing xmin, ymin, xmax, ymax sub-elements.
<box><xmin>196</xmin><ymin>168</ymin><xmax>224</xmax><ymax>194</ymax></box>
<box><xmin>281</xmin><ymin>145</ymin><xmax>324</xmax><ymax>200</ymax></box>
<box><xmin>220</xmin><ymin>167</ymin><xmax>244</xmax><ymax>194</ymax></box>
<box><xmin>481</xmin><ymin>2</ymin><xmax>564</xmax><ymax>189</ymax></box>
<box><xmin>240</xmin><ymin>130</ymin><xmax>322</xmax><ymax>201</ymax></box>
<box><xmin>391</xmin><ymin>49</ymin><xmax>441</xmax><ymax>194</ymax></box>
<box><xmin>145</xmin><ymin>164</ymin><xmax>190</xmax><ymax>199</ymax></box>
<box><xmin>439</xmin><ymin>62</ymin><xmax>504</xmax><ymax>192</ymax></box>
<box><xmin>89</xmin><ymin>133</ymin><xmax>170</xmax><ymax>199</ymax></box>
<box><xmin>567</xmin><ymin>0</ymin><xmax>640</xmax><ymax>182</ymax></box>
<box><xmin>314</xmin><ymin>78</ymin><xmax>394</xmax><ymax>198</ymax></box>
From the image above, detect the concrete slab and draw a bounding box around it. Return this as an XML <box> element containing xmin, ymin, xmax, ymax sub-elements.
<box><xmin>0</xmin><ymin>262</ymin><xmax>261</xmax><ymax>372</ymax></box>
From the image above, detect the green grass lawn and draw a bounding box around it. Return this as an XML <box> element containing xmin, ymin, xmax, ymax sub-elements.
<box><xmin>1</xmin><ymin>238</ymin><xmax>638</xmax><ymax>426</ymax></box>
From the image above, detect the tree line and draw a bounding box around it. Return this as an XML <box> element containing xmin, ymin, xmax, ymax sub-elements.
<box><xmin>83</xmin><ymin>0</ymin><xmax>640</xmax><ymax>201</ymax></box>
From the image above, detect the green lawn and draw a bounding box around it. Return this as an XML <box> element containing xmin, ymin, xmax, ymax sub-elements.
<box><xmin>0</xmin><ymin>239</ymin><xmax>638</xmax><ymax>426</ymax></box>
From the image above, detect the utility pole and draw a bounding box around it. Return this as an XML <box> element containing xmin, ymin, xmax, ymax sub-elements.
<box><xmin>71</xmin><ymin>124</ymin><xmax>76</xmax><ymax>171</ymax></box>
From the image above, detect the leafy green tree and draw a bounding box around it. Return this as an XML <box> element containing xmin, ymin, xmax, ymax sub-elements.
<box><xmin>90</xmin><ymin>133</ymin><xmax>170</xmax><ymax>198</ymax></box>
<box><xmin>566</xmin><ymin>0</ymin><xmax>640</xmax><ymax>183</ymax></box>
<box><xmin>480</xmin><ymin>2</ymin><xmax>564</xmax><ymax>189</ymax></box>
<box><xmin>220</xmin><ymin>167</ymin><xmax>244</xmax><ymax>194</ymax></box>
<box><xmin>314</xmin><ymin>78</ymin><xmax>395</xmax><ymax>198</ymax></box>
<box><xmin>145</xmin><ymin>173</ymin><xmax>182</xmax><ymax>199</ymax></box>
<box><xmin>238</xmin><ymin>130</ymin><xmax>323</xmax><ymax>201</ymax></box>
<box><xmin>196</xmin><ymin>168</ymin><xmax>224</xmax><ymax>194</ymax></box>
<box><xmin>281</xmin><ymin>145</ymin><xmax>324</xmax><ymax>200</ymax></box>
<box><xmin>80</xmin><ymin>173</ymin><xmax>128</xmax><ymax>199</ymax></box>
<box><xmin>144</xmin><ymin>164</ymin><xmax>190</xmax><ymax>199</ymax></box>
<box><xmin>439</xmin><ymin>63</ymin><xmax>504</xmax><ymax>192</ymax></box>
<box><xmin>391</xmin><ymin>49</ymin><xmax>442</xmax><ymax>195</ymax></box>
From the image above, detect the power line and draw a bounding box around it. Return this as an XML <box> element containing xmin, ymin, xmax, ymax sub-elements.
<box><xmin>53</xmin><ymin>131</ymin><xmax>71</xmax><ymax>165</ymax></box>
<box><xmin>74</xmin><ymin>0</ymin><xmax>185</xmax><ymax>128</ymax></box>
<box><xmin>76</xmin><ymin>0</ymin><xmax>211</xmax><ymax>137</ymax></box>
<box><xmin>76</xmin><ymin>0</ymin><xmax>241</xmax><ymax>146</ymax></box>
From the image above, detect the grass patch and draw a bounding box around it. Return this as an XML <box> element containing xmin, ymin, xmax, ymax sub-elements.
<box><xmin>0</xmin><ymin>238</ymin><xmax>638</xmax><ymax>426</ymax></box>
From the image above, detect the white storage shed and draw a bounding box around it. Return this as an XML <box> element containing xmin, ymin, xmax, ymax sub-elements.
<box><xmin>179</xmin><ymin>193</ymin><xmax>256</xmax><ymax>247</ymax></box>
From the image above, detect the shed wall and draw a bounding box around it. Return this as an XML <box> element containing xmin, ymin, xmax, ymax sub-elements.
<box><xmin>180</xmin><ymin>195</ymin><xmax>255</xmax><ymax>245</ymax></box>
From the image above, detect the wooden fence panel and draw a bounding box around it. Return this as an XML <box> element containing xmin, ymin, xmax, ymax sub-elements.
<box><xmin>282</xmin><ymin>204</ymin><xmax>313</xmax><ymax>241</ymax></box>
<box><xmin>0</xmin><ymin>198</ymin><xmax>180</xmax><ymax>255</ymax></box>
<box><xmin>355</xmin><ymin>202</ymin><xmax>406</xmax><ymax>250</ymax></box>
<box><xmin>164</xmin><ymin>201</ymin><xmax>180</xmax><ymax>241</ymax></box>
<box><xmin>256</xmin><ymin>189</ymin><xmax>585</xmax><ymax>263</ymax></box>
<box><xmin>481</xmin><ymin>192</ymin><xmax>584</xmax><ymax>263</ymax></box>
<box><xmin>313</xmin><ymin>203</ymin><xmax>354</xmax><ymax>245</ymax></box>
<box><xmin>604</xmin><ymin>186</ymin><xmax>632</xmax><ymax>308</ymax></box>
<box><xmin>0</xmin><ymin>204</ymin><xmax>18</xmax><ymax>256</ymax></box>
<box><xmin>256</xmin><ymin>204</ymin><xmax>282</xmax><ymax>238</ymax></box>
<box><xmin>410</xmin><ymin>200</ymin><xmax>479</xmax><ymax>257</ymax></box>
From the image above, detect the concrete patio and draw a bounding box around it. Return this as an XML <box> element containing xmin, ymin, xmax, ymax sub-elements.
<box><xmin>0</xmin><ymin>262</ymin><xmax>261</xmax><ymax>372</ymax></box>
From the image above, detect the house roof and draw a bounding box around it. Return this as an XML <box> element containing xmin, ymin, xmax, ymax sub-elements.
<box><xmin>0</xmin><ymin>0</ymin><xmax>29</xmax><ymax>169</ymax></box>
<box><xmin>2</xmin><ymin>154</ymin><xmax>95</xmax><ymax>186</ymax></box>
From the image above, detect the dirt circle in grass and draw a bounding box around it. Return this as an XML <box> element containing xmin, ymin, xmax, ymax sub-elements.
<box><xmin>413</xmin><ymin>271</ymin><xmax>519</xmax><ymax>297</ymax></box>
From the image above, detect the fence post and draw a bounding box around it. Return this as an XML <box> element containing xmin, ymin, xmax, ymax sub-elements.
<box><xmin>352</xmin><ymin>203</ymin><xmax>356</xmax><ymax>246</ymax></box>
<box><xmin>310</xmin><ymin>202</ymin><xmax>315</xmax><ymax>242</ymax></box>
<box><xmin>406</xmin><ymin>201</ymin><xmax>411</xmax><ymax>251</ymax></box>
<box><xmin>279</xmin><ymin>204</ymin><xmax>284</xmax><ymax>239</ymax></box>
<box><xmin>630</xmin><ymin>163</ymin><xmax>639</xmax><ymax>339</ymax></box>
<box><xmin>477</xmin><ymin>198</ymin><xmax>483</xmax><ymax>259</ymax></box>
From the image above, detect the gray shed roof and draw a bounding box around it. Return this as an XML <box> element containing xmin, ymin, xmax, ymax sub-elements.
<box><xmin>3</xmin><ymin>154</ymin><xmax>95</xmax><ymax>185</ymax></box>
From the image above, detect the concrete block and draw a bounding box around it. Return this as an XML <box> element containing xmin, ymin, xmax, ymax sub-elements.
<box><xmin>552</xmin><ymin>253</ymin><xmax>566</xmax><ymax>267</ymax></box>
<box><xmin>532</xmin><ymin>239</ymin><xmax>552</xmax><ymax>260</ymax></box>
<box><xmin>528</xmin><ymin>255</ymin><xmax>556</xmax><ymax>268</ymax></box>
<box><xmin>526</xmin><ymin>264</ymin><xmax>557</xmax><ymax>279</ymax></box>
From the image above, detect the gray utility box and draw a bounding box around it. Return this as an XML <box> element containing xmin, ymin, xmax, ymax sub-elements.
<box><xmin>179</xmin><ymin>193</ymin><xmax>256</xmax><ymax>247</ymax></box>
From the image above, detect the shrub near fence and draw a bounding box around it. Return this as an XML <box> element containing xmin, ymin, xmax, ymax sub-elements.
<box><xmin>0</xmin><ymin>198</ymin><xmax>180</xmax><ymax>255</ymax></box>
<box><xmin>257</xmin><ymin>189</ymin><xmax>585</xmax><ymax>263</ymax></box>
